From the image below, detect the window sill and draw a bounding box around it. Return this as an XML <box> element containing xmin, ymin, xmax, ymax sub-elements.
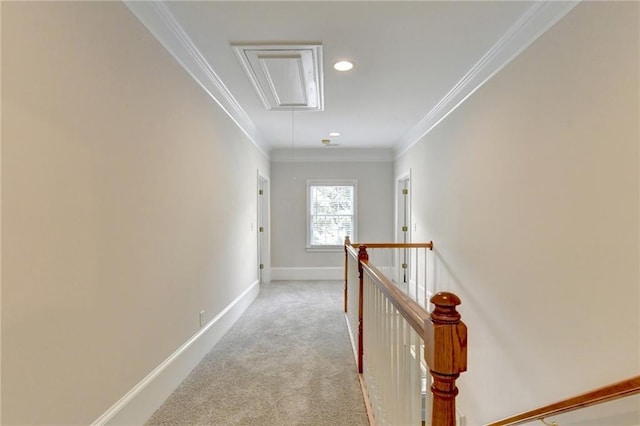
<box><xmin>305</xmin><ymin>246</ymin><xmax>344</xmax><ymax>253</ymax></box>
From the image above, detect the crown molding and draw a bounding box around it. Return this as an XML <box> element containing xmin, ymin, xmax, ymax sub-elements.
<box><xmin>123</xmin><ymin>1</ymin><xmax>268</xmax><ymax>157</ymax></box>
<box><xmin>395</xmin><ymin>0</ymin><xmax>581</xmax><ymax>159</ymax></box>
<box><xmin>270</xmin><ymin>148</ymin><xmax>393</xmax><ymax>163</ymax></box>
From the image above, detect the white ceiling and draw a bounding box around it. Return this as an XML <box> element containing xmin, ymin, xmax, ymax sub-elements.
<box><xmin>125</xmin><ymin>1</ymin><xmax>579</xmax><ymax>158</ymax></box>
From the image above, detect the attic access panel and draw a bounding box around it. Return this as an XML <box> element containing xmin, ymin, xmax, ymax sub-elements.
<box><xmin>232</xmin><ymin>44</ymin><xmax>324</xmax><ymax>111</ymax></box>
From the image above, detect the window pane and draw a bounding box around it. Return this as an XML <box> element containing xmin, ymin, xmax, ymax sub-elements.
<box><xmin>308</xmin><ymin>183</ymin><xmax>355</xmax><ymax>247</ymax></box>
<box><xmin>310</xmin><ymin>186</ymin><xmax>353</xmax><ymax>215</ymax></box>
<box><xmin>311</xmin><ymin>215</ymin><xmax>352</xmax><ymax>246</ymax></box>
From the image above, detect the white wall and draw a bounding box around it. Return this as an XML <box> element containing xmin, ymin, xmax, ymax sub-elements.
<box><xmin>2</xmin><ymin>2</ymin><xmax>268</xmax><ymax>425</ymax></box>
<box><xmin>271</xmin><ymin>160</ymin><xmax>393</xmax><ymax>272</ymax></box>
<box><xmin>395</xmin><ymin>2</ymin><xmax>639</xmax><ymax>424</ymax></box>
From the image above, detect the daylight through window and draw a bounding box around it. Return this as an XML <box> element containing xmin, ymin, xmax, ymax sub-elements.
<box><xmin>307</xmin><ymin>180</ymin><xmax>357</xmax><ymax>248</ymax></box>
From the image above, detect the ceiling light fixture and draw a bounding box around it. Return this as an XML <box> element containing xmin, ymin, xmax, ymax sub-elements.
<box><xmin>333</xmin><ymin>60</ymin><xmax>354</xmax><ymax>72</ymax></box>
<box><xmin>321</xmin><ymin>139</ymin><xmax>340</xmax><ymax>147</ymax></box>
<box><xmin>329</xmin><ymin>132</ymin><xmax>341</xmax><ymax>137</ymax></box>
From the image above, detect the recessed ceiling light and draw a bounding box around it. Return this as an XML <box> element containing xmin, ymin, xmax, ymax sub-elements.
<box><xmin>329</xmin><ymin>132</ymin><xmax>341</xmax><ymax>137</ymax></box>
<box><xmin>333</xmin><ymin>60</ymin><xmax>354</xmax><ymax>72</ymax></box>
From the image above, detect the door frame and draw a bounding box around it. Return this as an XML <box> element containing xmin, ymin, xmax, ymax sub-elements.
<box><xmin>395</xmin><ymin>170</ymin><xmax>412</xmax><ymax>284</ymax></box>
<box><xmin>257</xmin><ymin>172</ymin><xmax>270</xmax><ymax>283</ymax></box>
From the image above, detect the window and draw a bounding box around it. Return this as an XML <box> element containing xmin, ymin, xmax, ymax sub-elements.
<box><xmin>307</xmin><ymin>180</ymin><xmax>357</xmax><ymax>250</ymax></box>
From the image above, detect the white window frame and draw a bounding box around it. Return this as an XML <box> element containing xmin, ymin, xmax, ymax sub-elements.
<box><xmin>306</xmin><ymin>179</ymin><xmax>358</xmax><ymax>252</ymax></box>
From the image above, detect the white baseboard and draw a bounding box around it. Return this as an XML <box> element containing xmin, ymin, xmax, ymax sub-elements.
<box><xmin>271</xmin><ymin>267</ymin><xmax>342</xmax><ymax>281</ymax></box>
<box><xmin>92</xmin><ymin>280</ymin><xmax>260</xmax><ymax>426</ymax></box>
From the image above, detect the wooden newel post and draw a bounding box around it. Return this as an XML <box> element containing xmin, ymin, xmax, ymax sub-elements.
<box><xmin>356</xmin><ymin>245</ymin><xmax>368</xmax><ymax>374</ymax></box>
<box><xmin>425</xmin><ymin>292</ymin><xmax>467</xmax><ymax>426</ymax></box>
<box><xmin>344</xmin><ymin>236</ymin><xmax>351</xmax><ymax>313</ymax></box>
<box><xmin>357</xmin><ymin>244</ymin><xmax>368</xmax><ymax>262</ymax></box>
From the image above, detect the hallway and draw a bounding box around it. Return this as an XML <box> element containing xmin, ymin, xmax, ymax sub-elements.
<box><xmin>3</xmin><ymin>2</ymin><xmax>639</xmax><ymax>424</ymax></box>
<box><xmin>145</xmin><ymin>281</ymin><xmax>368</xmax><ymax>425</ymax></box>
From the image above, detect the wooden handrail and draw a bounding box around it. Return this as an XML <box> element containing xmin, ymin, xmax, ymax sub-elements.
<box><xmin>487</xmin><ymin>375</ymin><xmax>640</xmax><ymax>426</ymax></box>
<box><xmin>348</xmin><ymin>241</ymin><xmax>433</xmax><ymax>250</ymax></box>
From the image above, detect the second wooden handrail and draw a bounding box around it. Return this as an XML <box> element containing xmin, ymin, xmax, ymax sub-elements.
<box><xmin>487</xmin><ymin>375</ymin><xmax>640</xmax><ymax>425</ymax></box>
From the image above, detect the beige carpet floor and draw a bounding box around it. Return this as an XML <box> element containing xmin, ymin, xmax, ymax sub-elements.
<box><xmin>146</xmin><ymin>280</ymin><xmax>369</xmax><ymax>426</ymax></box>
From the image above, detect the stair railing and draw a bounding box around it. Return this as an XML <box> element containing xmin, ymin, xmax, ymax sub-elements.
<box><xmin>345</xmin><ymin>237</ymin><xmax>435</xmax><ymax>310</ymax></box>
<box><xmin>487</xmin><ymin>375</ymin><xmax>640</xmax><ymax>426</ymax></box>
<box><xmin>344</xmin><ymin>238</ymin><xmax>467</xmax><ymax>426</ymax></box>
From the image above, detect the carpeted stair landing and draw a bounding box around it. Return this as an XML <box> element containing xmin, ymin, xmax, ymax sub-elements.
<box><xmin>146</xmin><ymin>280</ymin><xmax>369</xmax><ymax>426</ymax></box>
